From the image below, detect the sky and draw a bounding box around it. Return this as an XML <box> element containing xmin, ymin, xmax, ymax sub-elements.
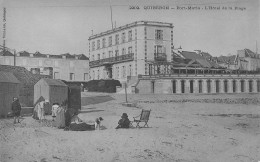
<box><xmin>0</xmin><ymin>0</ymin><xmax>259</xmax><ymax>57</ymax></box>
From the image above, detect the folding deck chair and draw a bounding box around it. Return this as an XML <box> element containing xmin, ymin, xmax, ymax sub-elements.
<box><xmin>130</xmin><ymin>109</ymin><xmax>151</xmax><ymax>128</ymax></box>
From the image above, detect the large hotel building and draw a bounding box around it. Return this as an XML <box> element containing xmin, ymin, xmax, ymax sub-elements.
<box><xmin>88</xmin><ymin>21</ymin><xmax>174</xmax><ymax>82</ymax></box>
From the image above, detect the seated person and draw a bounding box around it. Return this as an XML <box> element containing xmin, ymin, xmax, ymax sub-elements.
<box><xmin>116</xmin><ymin>113</ymin><xmax>130</xmax><ymax>129</ymax></box>
<box><xmin>69</xmin><ymin>112</ymin><xmax>95</xmax><ymax>131</ymax></box>
<box><xmin>70</xmin><ymin>112</ymin><xmax>83</xmax><ymax>124</ymax></box>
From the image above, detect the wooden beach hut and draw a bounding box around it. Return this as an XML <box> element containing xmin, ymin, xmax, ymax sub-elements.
<box><xmin>0</xmin><ymin>71</ymin><xmax>20</xmax><ymax>117</ymax></box>
<box><xmin>34</xmin><ymin>78</ymin><xmax>68</xmax><ymax>114</ymax></box>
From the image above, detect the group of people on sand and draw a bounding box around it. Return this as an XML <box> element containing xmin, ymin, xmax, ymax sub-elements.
<box><xmin>11</xmin><ymin>97</ymin><xmax>132</xmax><ymax>130</ymax></box>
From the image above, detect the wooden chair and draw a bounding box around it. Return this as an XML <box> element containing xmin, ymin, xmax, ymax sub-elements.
<box><xmin>130</xmin><ymin>109</ymin><xmax>151</xmax><ymax>128</ymax></box>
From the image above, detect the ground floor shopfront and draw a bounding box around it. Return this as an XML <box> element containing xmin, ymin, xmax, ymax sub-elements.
<box><xmin>134</xmin><ymin>74</ymin><xmax>260</xmax><ymax>94</ymax></box>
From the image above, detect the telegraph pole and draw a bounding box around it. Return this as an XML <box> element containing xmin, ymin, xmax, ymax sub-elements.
<box><xmin>14</xmin><ymin>50</ymin><xmax>16</xmax><ymax>66</ymax></box>
<box><xmin>256</xmin><ymin>40</ymin><xmax>258</xmax><ymax>54</ymax></box>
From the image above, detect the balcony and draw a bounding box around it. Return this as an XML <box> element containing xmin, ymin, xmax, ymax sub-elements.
<box><xmin>90</xmin><ymin>53</ymin><xmax>134</xmax><ymax>67</ymax></box>
<box><xmin>154</xmin><ymin>53</ymin><xmax>167</xmax><ymax>61</ymax></box>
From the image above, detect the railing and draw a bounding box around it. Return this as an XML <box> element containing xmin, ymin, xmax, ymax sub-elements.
<box><xmin>90</xmin><ymin>53</ymin><xmax>134</xmax><ymax>67</ymax></box>
<box><xmin>154</xmin><ymin>53</ymin><xmax>167</xmax><ymax>61</ymax></box>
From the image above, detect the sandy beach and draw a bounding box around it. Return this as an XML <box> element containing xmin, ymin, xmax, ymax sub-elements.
<box><xmin>1</xmin><ymin>93</ymin><xmax>260</xmax><ymax>162</ymax></box>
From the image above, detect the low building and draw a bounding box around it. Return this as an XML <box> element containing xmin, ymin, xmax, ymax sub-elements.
<box><xmin>236</xmin><ymin>49</ymin><xmax>260</xmax><ymax>71</ymax></box>
<box><xmin>0</xmin><ymin>51</ymin><xmax>89</xmax><ymax>82</ymax></box>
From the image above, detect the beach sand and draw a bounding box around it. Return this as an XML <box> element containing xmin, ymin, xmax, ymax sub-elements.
<box><xmin>1</xmin><ymin>93</ymin><xmax>260</xmax><ymax>162</ymax></box>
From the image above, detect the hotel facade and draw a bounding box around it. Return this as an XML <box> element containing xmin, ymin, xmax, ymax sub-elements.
<box><xmin>88</xmin><ymin>21</ymin><xmax>174</xmax><ymax>82</ymax></box>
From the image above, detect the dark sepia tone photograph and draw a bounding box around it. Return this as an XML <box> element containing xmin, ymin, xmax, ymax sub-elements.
<box><xmin>0</xmin><ymin>0</ymin><xmax>259</xmax><ymax>161</ymax></box>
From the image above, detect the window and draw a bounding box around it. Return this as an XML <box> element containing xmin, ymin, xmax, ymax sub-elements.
<box><xmin>97</xmin><ymin>54</ymin><xmax>100</xmax><ymax>60</ymax></box>
<box><xmin>155</xmin><ymin>45</ymin><xmax>163</xmax><ymax>53</ymax></box>
<box><xmin>54</xmin><ymin>60</ymin><xmax>58</xmax><ymax>67</ymax></box>
<box><xmin>122</xmin><ymin>32</ymin><xmax>125</xmax><ymax>43</ymax></box>
<box><xmin>92</xmin><ymin>41</ymin><xmax>95</xmax><ymax>51</ymax></box>
<box><xmin>84</xmin><ymin>73</ymin><xmax>88</xmax><ymax>80</ymax></box>
<box><xmin>102</xmin><ymin>52</ymin><xmax>105</xmax><ymax>59</ymax></box>
<box><xmin>69</xmin><ymin>73</ymin><xmax>75</xmax><ymax>80</ymax></box>
<box><xmin>115</xmin><ymin>50</ymin><xmax>119</xmax><ymax>57</ymax></box>
<box><xmin>155</xmin><ymin>30</ymin><xmax>163</xmax><ymax>40</ymax></box>
<box><xmin>70</xmin><ymin>61</ymin><xmax>74</xmax><ymax>68</ymax></box>
<box><xmin>5</xmin><ymin>58</ymin><xmax>10</xmax><ymax>65</ymax></box>
<box><xmin>92</xmin><ymin>55</ymin><xmax>94</xmax><ymax>61</ymax></box>
<box><xmin>97</xmin><ymin>40</ymin><xmax>100</xmax><ymax>49</ymax></box>
<box><xmin>117</xmin><ymin>67</ymin><xmax>119</xmax><ymax>78</ymax></box>
<box><xmin>92</xmin><ymin>71</ymin><xmax>95</xmax><ymax>80</ymax></box>
<box><xmin>39</xmin><ymin>60</ymin><xmax>43</xmax><ymax>66</ymax></box>
<box><xmin>54</xmin><ymin>72</ymin><xmax>59</xmax><ymax>79</ymax></box>
<box><xmin>102</xmin><ymin>38</ymin><xmax>106</xmax><ymax>48</ymax></box>
<box><xmin>122</xmin><ymin>48</ymin><xmax>126</xmax><ymax>55</ymax></box>
<box><xmin>128</xmin><ymin>47</ymin><xmax>132</xmax><ymax>54</ymax></box>
<box><xmin>97</xmin><ymin>70</ymin><xmax>100</xmax><ymax>79</ymax></box>
<box><xmin>129</xmin><ymin>65</ymin><xmax>132</xmax><ymax>76</ymax></box>
<box><xmin>154</xmin><ymin>46</ymin><xmax>163</xmax><ymax>58</ymax></box>
<box><xmin>128</xmin><ymin>30</ymin><xmax>132</xmax><ymax>41</ymax></box>
<box><xmin>115</xmin><ymin>34</ymin><xmax>119</xmax><ymax>45</ymax></box>
<box><xmin>122</xmin><ymin>66</ymin><xmax>126</xmax><ymax>78</ymax></box>
<box><xmin>108</xmin><ymin>36</ymin><xmax>112</xmax><ymax>46</ymax></box>
<box><xmin>23</xmin><ymin>59</ymin><xmax>27</xmax><ymax>66</ymax></box>
<box><xmin>109</xmin><ymin>51</ymin><xmax>113</xmax><ymax>58</ymax></box>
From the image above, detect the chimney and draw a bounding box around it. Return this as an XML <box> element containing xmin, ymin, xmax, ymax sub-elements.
<box><xmin>178</xmin><ymin>46</ymin><xmax>182</xmax><ymax>53</ymax></box>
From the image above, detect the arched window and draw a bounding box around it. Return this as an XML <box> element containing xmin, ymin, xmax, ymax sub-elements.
<box><xmin>249</xmin><ymin>80</ymin><xmax>253</xmax><ymax>92</ymax></box>
<box><xmin>232</xmin><ymin>80</ymin><xmax>236</xmax><ymax>93</ymax></box>
<box><xmin>199</xmin><ymin>80</ymin><xmax>203</xmax><ymax>93</ymax></box>
<box><xmin>181</xmin><ymin>80</ymin><xmax>185</xmax><ymax>93</ymax></box>
<box><xmin>215</xmin><ymin>80</ymin><xmax>220</xmax><ymax>93</ymax></box>
<box><xmin>151</xmin><ymin>81</ymin><xmax>155</xmax><ymax>93</ymax></box>
<box><xmin>172</xmin><ymin>80</ymin><xmax>176</xmax><ymax>93</ymax></box>
<box><xmin>224</xmin><ymin>80</ymin><xmax>228</xmax><ymax>93</ymax></box>
<box><xmin>241</xmin><ymin>80</ymin><xmax>245</xmax><ymax>92</ymax></box>
<box><xmin>257</xmin><ymin>80</ymin><xmax>260</xmax><ymax>92</ymax></box>
<box><xmin>190</xmin><ymin>80</ymin><xmax>194</xmax><ymax>93</ymax></box>
<box><xmin>207</xmin><ymin>80</ymin><xmax>211</xmax><ymax>93</ymax></box>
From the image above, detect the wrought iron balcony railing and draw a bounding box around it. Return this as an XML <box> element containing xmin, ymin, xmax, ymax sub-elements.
<box><xmin>154</xmin><ymin>53</ymin><xmax>167</xmax><ymax>61</ymax></box>
<box><xmin>90</xmin><ymin>53</ymin><xmax>134</xmax><ymax>67</ymax></box>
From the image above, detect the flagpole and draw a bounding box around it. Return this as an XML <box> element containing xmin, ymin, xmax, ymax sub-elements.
<box><xmin>109</xmin><ymin>0</ymin><xmax>113</xmax><ymax>29</ymax></box>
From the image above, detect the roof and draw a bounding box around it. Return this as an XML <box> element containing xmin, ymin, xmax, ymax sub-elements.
<box><xmin>179</xmin><ymin>51</ymin><xmax>216</xmax><ymax>68</ymax></box>
<box><xmin>17</xmin><ymin>52</ymin><xmax>89</xmax><ymax>60</ymax></box>
<box><xmin>0</xmin><ymin>71</ymin><xmax>20</xmax><ymax>83</ymax></box>
<box><xmin>34</xmin><ymin>51</ymin><xmax>47</xmax><ymax>58</ymax></box>
<box><xmin>76</xmin><ymin>54</ymin><xmax>89</xmax><ymax>60</ymax></box>
<box><xmin>0</xmin><ymin>50</ymin><xmax>14</xmax><ymax>56</ymax></box>
<box><xmin>217</xmin><ymin>55</ymin><xmax>236</xmax><ymax>64</ymax></box>
<box><xmin>244</xmin><ymin>49</ymin><xmax>257</xmax><ymax>58</ymax></box>
<box><xmin>89</xmin><ymin>21</ymin><xmax>173</xmax><ymax>40</ymax></box>
<box><xmin>180</xmin><ymin>51</ymin><xmax>206</xmax><ymax>59</ymax></box>
<box><xmin>0</xmin><ymin>65</ymin><xmax>43</xmax><ymax>85</ymax></box>
<box><xmin>40</xmin><ymin>78</ymin><xmax>67</xmax><ymax>87</ymax></box>
<box><xmin>19</xmin><ymin>51</ymin><xmax>30</xmax><ymax>57</ymax></box>
<box><xmin>200</xmin><ymin>52</ymin><xmax>212</xmax><ymax>60</ymax></box>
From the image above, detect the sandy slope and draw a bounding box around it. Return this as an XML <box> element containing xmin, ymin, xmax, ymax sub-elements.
<box><xmin>1</xmin><ymin>93</ymin><xmax>260</xmax><ymax>162</ymax></box>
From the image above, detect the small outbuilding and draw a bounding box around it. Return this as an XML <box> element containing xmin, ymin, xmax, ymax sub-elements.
<box><xmin>34</xmin><ymin>78</ymin><xmax>68</xmax><ymax>114</ymax></box>
<box><xmin>0</xmin><ymin>71</ymin><xmax>20</xmax><ymax>117</ymax></box>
